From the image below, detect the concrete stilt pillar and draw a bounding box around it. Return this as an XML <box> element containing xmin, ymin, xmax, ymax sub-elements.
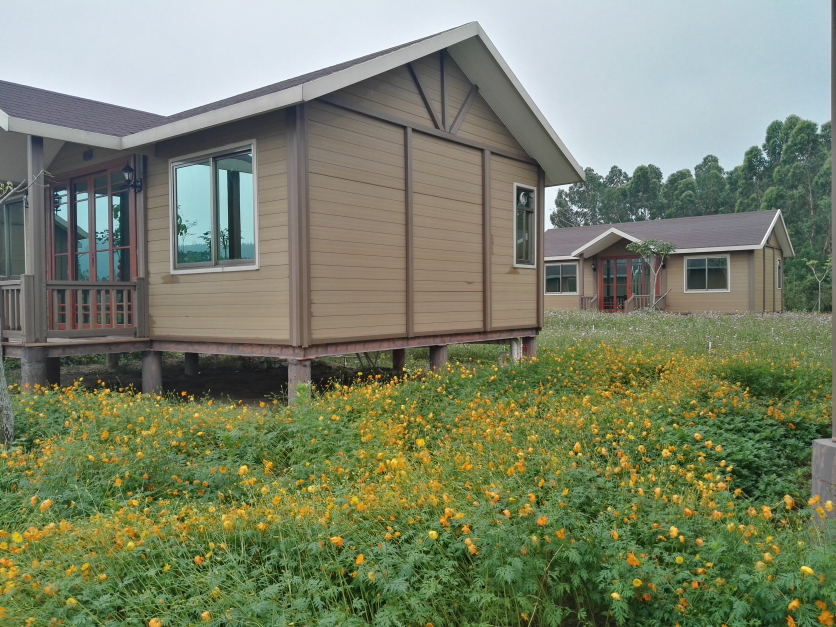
<box><xmin>287</xmin><ymin>358</ymin><xmax>312</xmax><ymax>404</ymax></box>
<box><xmin>141</xmin><ymin>351</ymin><xmax>163</xmax><ymax>395</ymax></box>
<box><xmin>392</xmin><ymin>348</ymin><xmax>406</xmax><ymax>371</ymax></box>
<box><xmin>509</xmin><ymin>338</ymin><xmax>522</xmax><ymax>363</ymax></box>
<box><xmin>522</xmin><ymin>336</ymin><xmax>537</xmax><ymax>358</ymax></box>
<box><xmin>45</xmin><ymin>357</ymin><xmax>61</xmax><ymax>387</ymax></box>
<box><xmin>106</xmin><ymin>353</ymin><xmax>120</xmax><ymax>370</ymax></box>
<box><xmin>428</xmin><ymin>345</ymin><xmax>447</xmax><ymax>371</ymax></box>
<box><xmin>812</xmin><ymin>439</ymin><xmax>836</xmax><ymax>523</ymax></box>
<box><xmin>21</xmin><ymin>347</ymin><xmax>47</xmax><ymax>392</ymax></box>
<box><xmin>184</xmin><ymin>352</ymin><xmax>199</xmax><ymax>377</ymax></box>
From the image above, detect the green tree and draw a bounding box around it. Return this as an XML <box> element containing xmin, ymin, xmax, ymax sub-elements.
<box><xmin>625</xmin><ymin>238</ymin><xmax>677</xmax><ymax>309</ymax></box>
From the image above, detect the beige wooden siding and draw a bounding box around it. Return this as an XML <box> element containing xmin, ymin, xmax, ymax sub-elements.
<box><xmin>146</xmin><ymin>110</ymin><xmax>289</xmax><ymax>340</ymax></box>
<box><xmin>330</xmin><ymin>63</ymin><xmax>436</xmax><ymax>128</ymax></box>
<box><xmin>490</xmin><ymin>154</ymin><xmax>538</xmax><ymax>328</ymax></box>
<box><xmin>48</xmin><ymin>142</ymin><xmax>135</xmax><ymax>177</ymax></box>
<box><xmin>754</xmin><ymin>249</ymin><xmax>764</xmax><ymax>312</ymax></box>
<box><xmin>412</xmin><ymin>132</ymin><xmax>483</xmax><ymax>333</ymax></box>
<box><xmin>307</xmin><ymin>101</ymin><xmax>406</xmax><ymax>342</ymax></box>
<box><xmin>543</xmin><ymin>294</ymin><xmax>578</xmax><ymax>310</ymax></box>
<box><xmin>765</xmin><ymin>247</ymin><xmax>776</xmax><ymax>312</ymax></box>
<box><xmin>665</xmin><ymin>252</ymin><xmax>750</xmax><ymax>313</ymax></box>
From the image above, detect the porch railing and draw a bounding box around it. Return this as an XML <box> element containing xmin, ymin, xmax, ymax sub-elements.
<box><xmin>625</xmin><ymin>291</ymin><xmax>670</xmax><ymax>313</ymax></box>
<box><xmin>0</xmin><ymin>276</ymin><xmax>147</xmax><ymax>341</ymax></box>
<box><xmin>580</xmin><ymin>295</ymin><xmax>598</xmax><ymax>311</ymax></box>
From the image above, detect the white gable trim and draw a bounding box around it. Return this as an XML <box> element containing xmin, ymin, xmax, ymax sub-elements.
<box><xmin>570</xmin><ymin>228</ymin><xmax>640</xmax><ymax>257</ymax></box>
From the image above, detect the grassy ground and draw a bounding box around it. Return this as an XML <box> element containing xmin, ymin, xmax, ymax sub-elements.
<box><xmin>0</xmin><ymin>311</ymin><xmax>834</xmax><ymax>627</ymax></box>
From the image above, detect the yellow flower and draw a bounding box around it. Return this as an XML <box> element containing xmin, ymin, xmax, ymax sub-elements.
<box><xmin>65</xmin><ymin>598</ymin><xmax>78</xmax><ymax>607</ymax></box>
<box><xmin>632</xmin><ymin>578</ymin><xmax>642</xmax><ymax>587</ymax></box>
<box><xmin>611</xmin><ymin>592</ymin><xmax>621</xmax><ymax>601</ymax></box>
<box><xmin>428</xmin><ymin>530</ymin><xmax>438</xmax><ymax>540</ymax></box>
<box><xmin>149</xmin><ymin>619</ymin><xmax>162</xmax><ymax>627</ymax></box>
<box><xmin>11</xmin><ymin>532</ymin><xmax>22</xmax><ymax>543</ymax></box>
<box><xmin>201</xmin><ymin>612</ymin><xmax>211</xmax><ymax>622</ymax></box>
<box><xmin>675</xmin><ymin>556</ymin><xmax>684</xmax><ymax>564</ymax></box>
<box><xmin>38</xmin><ymin>499</ymin><xmax>53</xmax><ymax>513</ymax></box>
<box><xmin>237</xmin><ymin>465</ymin><xmax>249</xmax><ymax>476</ymax></box>
<box><xmin>415</xmin><ymin>438</ymin><xmax>426</xmax><ymax>447</ymax></box>
<box><xmin>355</xmin><ymin>554</ymin><xmax>364</xmax><ymax>565</ymax></box>
<box><xmin>800</xmin><ymin>566</ymin><xmax>814</xmax><ymax>576</ymax></box>
<box><xmin>162</xmin><ymin>564</ymin><xmax>171</xmax><ymax>573</ymax></box>
<box><xmin>125</xmin><ymin>541</ymin><xmax>136</xmax><ymax>552</ymax></box>
<box><xmin>669</xmin><ymin>526</ymin><xmax>679</xmax><ymax>538</ymax></box>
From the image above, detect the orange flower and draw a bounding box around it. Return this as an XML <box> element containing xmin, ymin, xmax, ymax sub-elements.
<box><xmin>201</xmin><ymin>612</ymin><xmax>211</xmax><ymax>622</ymax></box>
<box><xmin>787</xmin><ymin>617</ymin><xmax>797</xmax><ymax>627</ymax></box>
<box><xmin>788</xmin><ymin>599</ymin><xmax>801</xmax><ymax>611</ymax></box>
<box><xmin>149</xmin><ymin>619</ymin><xmax>162</xmax><ymax>627</ymax></box>
<box><xmin>819</xmin><ymin>610</ymin><xmax>835</xmax><ymax>626</ymax></box>
<box><xmin>194</xmin><ymin>555</ymin><xmax>204</xmax><ymax>565</ymax></box>
<box><xmin>626</xmin><ymin>552</ymin><xmax>641</xmax><ymax>567</ymax></box>
<box><xmin>330</xmin><ymin>536</ymin><xmax>344</xmax><ymax>548</ymax></box>
<box><xmin>355</xmin><ymin>554</ymin><xmax>364</xmax><ymax>565</ymax></box>
<box><xmin>611</xmin><ymin>529</ymin><xmax>619</xmax><ymax>540</ymax></box>
<box><xmin>555</xmin><ymin>528</ymin><xmax>565</xmax><ymax>540</ymax></box>
<box><xmin>536</xmin><ymin>516</ymin><xmax>548</xmax><ymax>527</ymax></box>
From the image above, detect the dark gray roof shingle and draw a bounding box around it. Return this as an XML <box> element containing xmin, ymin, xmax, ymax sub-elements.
<box><xmin>1</xmin><ymin>26</ymin><xmax>461</xmax><ymax>137</ymax></box>
<box><xmin>544</xmin><ymin>210</ymin><xmax>780</xmax><ymax>257</ymax></box>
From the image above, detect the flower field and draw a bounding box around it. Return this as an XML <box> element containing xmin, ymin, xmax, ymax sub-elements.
<box><xmin>1</xmin><ymin>312</ymin><xmax>835</xmax><ymax>626</ymax></box>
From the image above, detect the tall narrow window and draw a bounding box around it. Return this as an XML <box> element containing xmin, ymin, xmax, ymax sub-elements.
<box><xmin>776</xmin><ymin>258</ymin><xmax>783</xmax><ymax>289</ymax></box>
<box><xmin>172</xmin><ymin>146</ymin><xmax>255</xmax><ymax>270</ymax></box>
<box><xmin>0</xmin><ymin>198</ymin><xmax>26</xmax><ymax>278</ymax></box>
<box><xmin>514</xmin><ymin>184</ymin><xmax>535</xmax><ymax>266</ymax></box>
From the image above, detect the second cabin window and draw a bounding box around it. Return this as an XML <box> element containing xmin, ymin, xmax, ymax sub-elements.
<box><xmin>685</xmin><ymin>255</ymin><xmax>729</xmax><ymax>292</ymax></box>
<box><xmin>172</xmin><ymin>146</ymin><xmax>255</xmax><ymax>270</ymax></box>
<box><xmin>514</xmin><ymin>184</ymin><xmax>536</xmax><ymax>266</ymax></box>
<box><xmin>545</xmin><ymin>262</ymin><xmax>577</xmax><ymax>294</ymax></box>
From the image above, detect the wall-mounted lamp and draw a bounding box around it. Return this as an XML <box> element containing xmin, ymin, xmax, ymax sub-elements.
<box><xmin>122</xmin><ymin>163</ymin><xmax>142</xmax><ymax>193</ymax></box>
<box><xmin>591</xmin><ymin>262</ymin><xmax>596</xmax><ymax>272</ymax></box>
<box><xmin>661</xmin><ymin>261</ymin><xmax>666</xmax><ymax>269</ymax></box>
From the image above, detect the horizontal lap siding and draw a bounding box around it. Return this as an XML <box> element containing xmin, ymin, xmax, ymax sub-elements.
<box><xmin>665</xmin><ymin>252</ymin><xmax>750</xmax><ymax>313</ymax></box>
<box><xmin>457</xmin><ymin>92</ymin><xmax>526</xmax><ymax>155</ymax></box>
<box><xmin>332</xmin><ymin>64</ymin><xmax>435</xmax><ymax>128</ymax></box>
<box><xmin>147</xmin><ymin>111</ymin><xmax>289</xmax><ymax>340</ymax></box>
<box><xmin>490</xmin><ymin>155</ymin><xmax>538</xmax><ymax>327</ymax></box>
<box><xmin>544</xmin><ymin>295</ymin><xmax>578</xmax><ymax>311</ymax></box>
<box><xmin>307</xmin><ymin>102</ymin><xmax>406</xmax><ymax>342</ymax></box>
<box><xmin>413</xmin><ymin>133</ymin><xmax>483</xmax><ymax>334</ymax></box>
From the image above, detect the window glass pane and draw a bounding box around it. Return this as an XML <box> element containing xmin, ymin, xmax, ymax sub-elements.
<box><xmin>545</xmin><ymin>265</ymin><xmax>560</xmax><ymax>293</ymax></box>
<box><xmin>562</xmin><ymin>264</ymin><xmax>577</xmax><ymax>293</ymax></box>
<box><xmin>53</xmin><ymin>187</ymin><xmax>69</xmax><ymax>270</ymax></box>
<box><xmin>175</xmin><ymin>162</ymin><xmax>212</xmax><ymax>265</ymax></box>
<box><xmin>216</xmin><ymin>152</ymin><xmax>254</xmax><ymax>261</ymax></box>
<box><xmin>76</xmin><ymin>252</ymin><xmax>90</xmax><ymax>281</ymax></box>
<box><xmin>114</xmin><ymin>248</ymin><xmax>131</xmax><ymax>282</ymax></box>
<box><xmin>74</xmin><ymin>181</ymin><xmax>89</xmax><ymax>254</ymax></box>
<box><xmin>96</xmin><ymin>250</ymin><xmax>110</xmax><ymax>281</ymax></box>
<box><xmin>6</xmin><ymin>200</ymin><xmax>25</xmax><ymax>277</ymax></box>
<box><xmin>95</xmin><ymin>188</ymin><xmax>110</xmax><ymax>251</ymax></box>
<box><xmin>112</xmin><ymin>186</ymin><xmax>130</xmax><ymax>248</ymax></box>
<box><xmin>686</xmin><ymin>258</ymin><xmax>706</xmax><ymax>290</ymax></box>
<box><xmin>706</xmin><ymin>257</ymin><xmax>728</xmax><ymax>290</ymax></box>
<box><xmin>516</xmin><ymin>209</ymin><xmax>532</xmax><ymax>265</ymax></box>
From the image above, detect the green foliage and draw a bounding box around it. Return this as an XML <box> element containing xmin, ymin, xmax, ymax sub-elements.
<box><xmin>551</xmin><ymin>115</ymin><xmax>832</xmax><ymax>311</ymax></box>
<box><xmin>0</xmin><ymin>313</ymin><xmax>834</xmax><ymax>626</ymax></box>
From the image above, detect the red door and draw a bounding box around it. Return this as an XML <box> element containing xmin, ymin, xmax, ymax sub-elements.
<box><xmin>600</xmin><ymin>258</ymin><xmax>650</xmax><ymax>312</ymax></box>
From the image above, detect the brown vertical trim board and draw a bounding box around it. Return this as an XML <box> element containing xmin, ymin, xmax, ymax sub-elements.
<box><xmin>748</xmin><ymin>251</ymin><xmax>755</xmax><ymax>311</ymax></box>
<box><xmin>407</xmin><ymin>63</ymin><xmax>442</xmax><ymax>130</ymax></box>
<box><xmin>762</xmin><ymin>247</ymin><xmax>766</xmax><ymax>312</ymax></box>
<box><xmin>536</xmin><ymin>167</ymin><xmax>545</xmax><ymax>328</ymax></box>
<box><xmin>482</xmin><ymin>149</ymin><xmax>492</xmax><ymax>332</ymax></box>
<box><xmin>577</xmin><ymin>253</ymin><xmax>585</xmax><ymax>309</ymax></box>
<box><xmin>26</xmin><ymin>135</ymin><xmax>47</xmax><ymax>342</ymax></box>
<box><xmin>405</xmin><ymin>127</ymin><xmax>415</xmax><ymax>338</ymax></box>
<box><xmin>440</xmin><ymin>50</ymin><xmax>449</xmax><ymax>131</ymax></box>
<box><xmin>450</xmin><ymin>85</ymin><xmax>479</xmax><ymax>135</ymax></box>
<box><xmin>287</xmin><ymin>105</ymin><xmax>312</xmax><ymax>347</ymax></box>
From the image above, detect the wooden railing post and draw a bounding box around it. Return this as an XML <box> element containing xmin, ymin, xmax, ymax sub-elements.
<box><xmin>134</xmin><ymin>276</ymin><xmax>148</xmax><ymax>338</ymax></box>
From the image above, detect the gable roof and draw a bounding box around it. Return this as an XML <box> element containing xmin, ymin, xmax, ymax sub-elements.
<box><xmin>0</xmin><ymin>23</ymin><xmax>583</xmax><ymax>186</ymax></box>
<box><xmin>544</xmin><ymin>210</ymin><xmax>795</xmax><ymax>259</ymax></box>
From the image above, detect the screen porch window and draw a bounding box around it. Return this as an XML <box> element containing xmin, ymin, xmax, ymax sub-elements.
<box><xmin>51</xmin><ymin>169</ymin><xmax>134</xmax><ymax>282</ymax></box>
<box><xmin>545</xmin><ymin>262</ymin><xmax>577</xmax><ymax>294</ymax></box>
<box><xmin>514</xmin><ymin>184</ymin><xmax>535</xmax><ymax>266</ymax></box>
<box><xmin>172</xmin><ymin>147</ymin><xmax>255</xmax><ymax>269</ymax></box>
<box><xmin>0</xmin><ymin>198</ymin><xmax>25</xmax><ymax>278</ymax></box>
<box><xmin>685</xmin><ymin>256</ymin><xmax>729</xmax><ymax>291</ymax></box>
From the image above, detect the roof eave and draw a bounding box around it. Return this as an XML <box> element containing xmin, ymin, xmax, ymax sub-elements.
<box><xmin>3</xmin><ymin>115</ymin><xmax>121</xmax><ymax>149</ymax></box>
<box><xmin>570</xmin><ymin>228</ymin><xmax>640</xmax><ymax>257</ymax></box>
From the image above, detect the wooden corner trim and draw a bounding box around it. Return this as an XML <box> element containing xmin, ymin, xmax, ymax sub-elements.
<box><xmin>408</xmin><ymin>62</ymin><xmax>443</xmax><ymax>131</ymax></box>
<box><xmin>482</xmin><ymin>149</ymin><xmax>492</xmax><ymax>332</ymax></box>
<box><xmin>287</xmin><ymin>105</ymin><xmax>311</xmax><ymax>347</ymax></box>
<box><xmin>536</xmin><ymin>167</ymin><xmax>546</xmax><ymax>329</ymax></box>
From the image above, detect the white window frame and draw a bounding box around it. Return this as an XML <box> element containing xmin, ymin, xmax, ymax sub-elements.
<box><xmin>512</xmin><ymin>182</ymin><xmax>536</xmax><ymax>269</ymax></box>
<box><xmin>544</xmin><ymin>261</ymin><xmax>579</xmax><ymax>295</ymax></box>
<box><xmin>169</xmin><ymin>140</ymin><xmax>259</xmax><ymax>275</ymax></box>
<box><xmin>683</xmin><ymin>254</ymin><xmax>731</xmax><ymax>293</ymax></box>
<box><xmin>0</xmin><ymin>195</ymin><xmax>25</xmax><ymax>279</ymax></box>
<box><xmin>776</xmin><ymin>257</ymin><xmax>783</xmax><ymax>290</ymax></box>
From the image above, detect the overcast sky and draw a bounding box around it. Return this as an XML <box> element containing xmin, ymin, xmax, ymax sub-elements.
<box><xmin>2</xmin><ymin>0</ymin><xmax>829</xmax><ymax>213</ymax></box>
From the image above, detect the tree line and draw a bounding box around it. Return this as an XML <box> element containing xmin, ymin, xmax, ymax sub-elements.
<box><xmin>551</xmin><ymin>115</ymin><xmax>831</xmax><ymax>311</ymax></box>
